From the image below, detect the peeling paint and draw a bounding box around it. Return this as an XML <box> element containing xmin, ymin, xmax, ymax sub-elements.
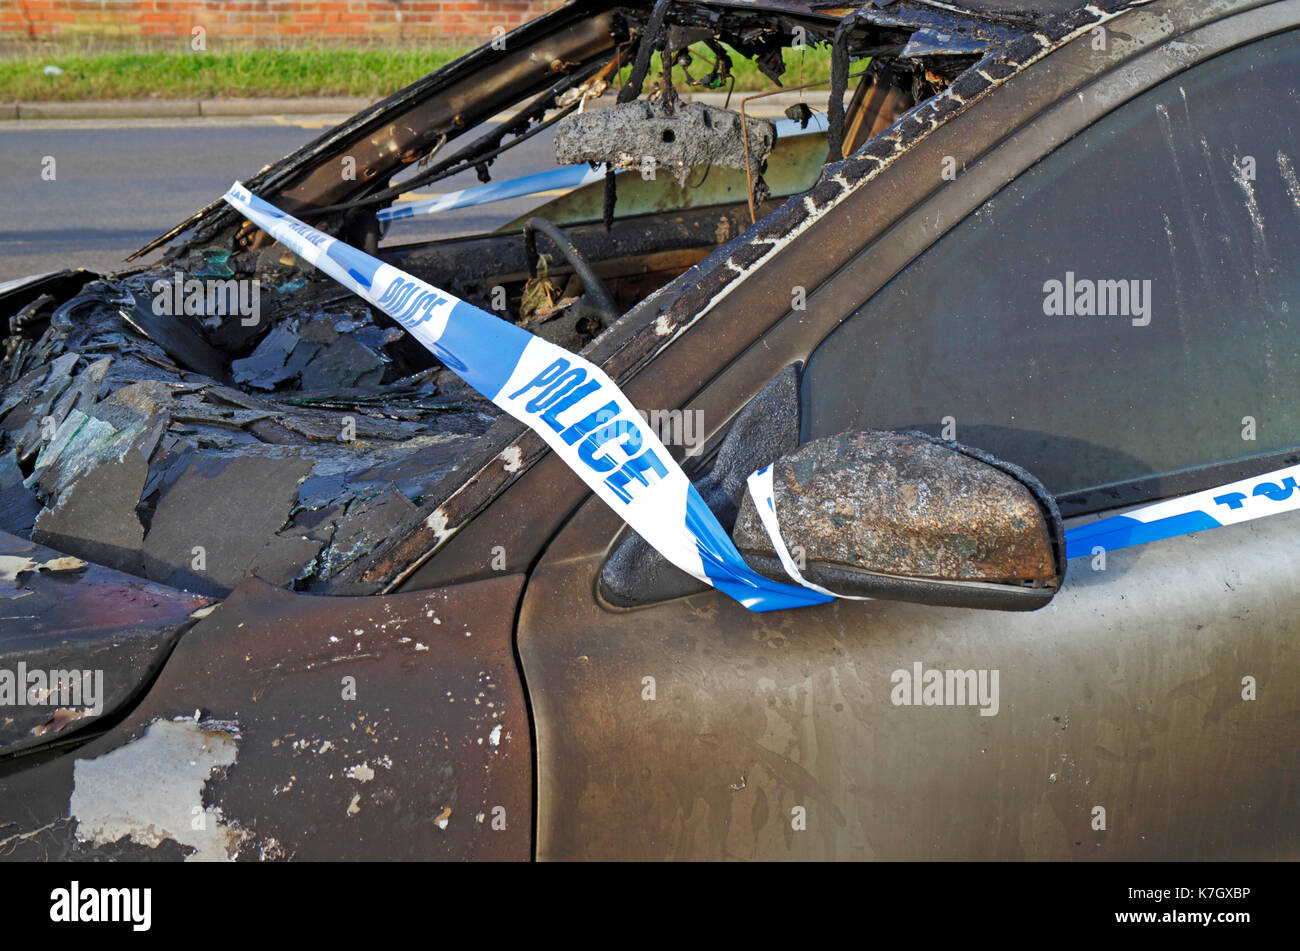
<box><xmin>346</xmin><ymin>762</ymin><xmax>375</xmax><ymax>782</ymax></box>
<box><xmin>424</xmin><ymin>508</ymin><xmax>450</xmax><ymax>541</ymax></box>
<box><xmin>1276</xmin><ymin>151</ymin><xmax>1300</xmax><ymax>218</ymax></box>
<box><xmin>0</xmin><ymin>553</ymin><xmax>88</xmax><ymax>599</ymax></box>
<box><xmin>31</xmin><ymin>707</ymin><xmax>91</xmax><ymax>736</ymax></box>
<box><xmin>69</xmin><ymin>717</ymin><xmax>242</xmax><ymax>862</ymax></box>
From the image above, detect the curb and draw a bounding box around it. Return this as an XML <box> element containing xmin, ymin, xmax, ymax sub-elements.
<box><xmin>7</xmin><ymin>96</ymin><xmax>380</xmax><ymax>120</ymax></box>
<box><xmin>16</xmin><ymin>99</ymin><xmax>201</xmax><ymax>119</ymax></box>
<box><xmin>4</xmin><ymin>91</ymin><xmax>818</xmax><ymax>121</ymax></box>
<box><xmin>201</xmin><ymin>96</ymin><xmax>378</xmax><ymax>116</ymax></box>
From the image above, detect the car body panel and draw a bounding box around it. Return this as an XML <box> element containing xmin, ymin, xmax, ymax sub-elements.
<box><xmin>0</xmin><ymin>575</ymin><xmax>530</xmax><ymax>861</ymax></box>
<box><xmin>0</xmin><ymin>531</ymin><xmax>212</xmax><ymax>758</ymax></box>
<box><xmin>520</xmin><ymin>497</ymin><xmax>1298</xmax><ymax>860</ymax></box>
<box><xmin>508</xmin><ymin>0</ymin><xmax>1300</xmax><ymax>860</ymax></box>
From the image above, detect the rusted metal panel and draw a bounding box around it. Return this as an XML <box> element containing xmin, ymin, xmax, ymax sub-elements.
<box><xmin>0</xmin><ymin>574</ymin><xmax>530</xmax><ymax>861</ymax></box>
<box><xmin>0</xmin><ymin>531</ymin><xmax>212</xmax><ymax>757</ymax></box>
<box><xmin>502</xmin><ymin>131</ymin><xmax>830</xmax><ymax>228</ymax></box>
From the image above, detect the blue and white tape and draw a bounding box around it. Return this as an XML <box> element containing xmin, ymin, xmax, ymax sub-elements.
<box><xmin>745</xmin><ymin>463</ymin><xmax>872</xmax><ymax>600</ymax></box>
<box><xmin>1063</xmin><ymin>464</ymin><xmax>1300</xmax><ymax>560</ymax></box>
<box><xmin>223</xmin><ymin>183</ymin><xmax>1298</xmax><ymax>610</ymax></box>
<box><xmin>747</xmin><ymin>457</ymin><xmax>1300</xmax><ymax>597</ymax></box>
<box><xmin>223</xmin><ymin>182</ymin><xmax>830</xmax><ymax>612</ymax></box>
<box><xmin>378</xmin><ymin>164</ymin><xmax>608</xmax><ymax>222</ymax></box>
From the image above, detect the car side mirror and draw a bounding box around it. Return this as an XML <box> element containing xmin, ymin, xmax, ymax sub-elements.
<box><xmin>732</xmin><ymin>430</ymin><xmax>1066</xmax><ymax>611</ymax></box>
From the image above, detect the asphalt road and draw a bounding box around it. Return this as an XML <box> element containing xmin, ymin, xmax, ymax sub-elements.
<box><xmin>0</xmin><ymin>115</ymin><xmax>560</xmax><ymax>282</ymax></box>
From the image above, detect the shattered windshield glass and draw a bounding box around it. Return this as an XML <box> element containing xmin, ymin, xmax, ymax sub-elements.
<box><xmin>2</xmin><ymin>266</ymin><xmax>500</xmax><ymax>597</ymax></box>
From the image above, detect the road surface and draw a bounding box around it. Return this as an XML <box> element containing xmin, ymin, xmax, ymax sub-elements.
<box><xmin>0</xmin><ymin>114</ymin><xmax>560</xmax><ymax>282</ymax></box>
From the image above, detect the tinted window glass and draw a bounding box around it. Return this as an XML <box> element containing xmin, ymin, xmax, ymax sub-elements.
<box><xmin>802</xmin><ymin>31</ymin><xmax>1300</xmax><ymax>500</ymax></box>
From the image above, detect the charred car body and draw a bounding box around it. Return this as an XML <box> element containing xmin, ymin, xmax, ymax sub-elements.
<box><xmin>0</xmin><ymin>0</ymin><xmax>1296</xmax><ymax>860</ymax></box>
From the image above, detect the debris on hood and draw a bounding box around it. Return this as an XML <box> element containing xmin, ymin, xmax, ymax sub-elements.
<box><xmin>230</xmin><ymin>314</ymin><xmax>395</xmax><ymax>392</ymax></box>
<box><xmin>0</xmin><ymin>255</ymin><xmax>500</xmax><ymax>597</ymax></box>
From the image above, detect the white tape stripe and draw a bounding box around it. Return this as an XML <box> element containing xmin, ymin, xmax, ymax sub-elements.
<box><xmin>1124</xmin><ymin>463</ymin><xmax>1300</xmax><ymax>527</ymax></box>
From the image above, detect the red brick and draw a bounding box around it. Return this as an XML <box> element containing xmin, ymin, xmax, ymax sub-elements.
<box><xmin>0</xmin><ymin>0</ymin><xmax>554</xmax><ymax>39</ymax></box>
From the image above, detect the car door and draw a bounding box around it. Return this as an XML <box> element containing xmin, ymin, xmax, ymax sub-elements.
<box><xmin>514</xmin><ymin>0</ymin><xmax>1300</xmax><ymax>859</ymax></box>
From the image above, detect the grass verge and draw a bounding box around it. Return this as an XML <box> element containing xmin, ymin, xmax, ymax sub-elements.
<box><xmin>0</xmin><ymin>46</ymin><xmax>472</xmax><ymax>101</ymax></box>
<box><xmin>0</xmin><ymin>41</ymin><xmax>835</xmax><ymax>102</ymax></box>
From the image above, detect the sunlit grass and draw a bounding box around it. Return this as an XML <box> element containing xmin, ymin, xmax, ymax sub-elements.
<box><xmin>0</xmin><ymin>38</ymin><xmax>836</xmax><ymax>102</ymax></box>
<box><xmin>0</xmin><ymin>44</ymin><xmax>470</xmax><ymax>101</ymax></box>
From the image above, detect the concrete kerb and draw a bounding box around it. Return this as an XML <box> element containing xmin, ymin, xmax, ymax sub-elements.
<box><xmin>5</xmin><ymin>91</ymin><xmax>825</xmax><ymax>121</ymax></box>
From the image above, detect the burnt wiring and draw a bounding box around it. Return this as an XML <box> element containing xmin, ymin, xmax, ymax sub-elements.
<box><xmin>828</xmin><ymin>11</ymin><xmax>863</xmax><ymax>163</ymax></box>
<box><xmin>415</xmin><ymin>132</ymin><xmax>449</xmax><ymax>169</ymax></box>
<box><xmin>740</xmin><ymin>68</ymin><xmax>871</xmax><ymax>223</ymax></box>
<box><xmin>617</xmin><ymin>0</ymin><xmax>672</xmax><ymax>104</ymax></box>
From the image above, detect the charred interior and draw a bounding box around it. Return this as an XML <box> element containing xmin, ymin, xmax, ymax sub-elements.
<box><xmin>0</xmin><ymin>0</ymin><xmax>1058</xmax><ymax>598</ymax></box>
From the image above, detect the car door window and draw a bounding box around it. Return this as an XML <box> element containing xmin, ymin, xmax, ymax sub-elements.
<box><xmin>801</xmin><ymin>30</ymin><xmax>1300</xmax><ymax>507</ymax></box>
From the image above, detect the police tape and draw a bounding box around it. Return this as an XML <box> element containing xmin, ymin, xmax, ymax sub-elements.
<box><xmin>223</xmin><ymin>183</ymin><xmax>1299</xmax><ymax>610</ymax></box>
<box><xmin>1063</xmin><ymin>464</ymin><xmax>1300</xmax><ymax>560</ymax></box>
<box><xmin>222</xmin><ymin>182</ymin><xmax>831</xmax><ymax>612</ymax></box>
<box><xmin>745</xmin><ymin>464</ymin><xmax>872</xmax><ymax>600</ymax></box>
<box><xmin>746</xmin><ymin>457</ymin><xmax>1300</xmax><ymax>595</ymax></box>
<box><xmin>377</xmin><ymin>164</ymin><xmax>607</xmax><ymax>222</ymax></box>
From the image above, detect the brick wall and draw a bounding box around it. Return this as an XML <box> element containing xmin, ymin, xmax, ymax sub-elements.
<box><xmin>1</xmin><ymin>1</ymin><xmax>565</xmax><ymax>41</ymax></box>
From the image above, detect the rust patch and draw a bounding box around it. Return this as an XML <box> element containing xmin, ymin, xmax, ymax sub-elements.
<box><xmin>732</xmin><ymin>431</ymin><xmax>1057</xmax><ymax>583</ymax></box>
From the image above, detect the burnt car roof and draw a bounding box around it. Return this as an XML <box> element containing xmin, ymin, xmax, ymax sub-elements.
<box><xmin>128</xmin><ymin>0</ymin><xmax>1092</xmax><ymax>264</ymax></box>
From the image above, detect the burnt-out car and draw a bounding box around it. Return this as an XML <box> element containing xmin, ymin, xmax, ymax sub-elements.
<box><xmin>0</xmin><ymin>0</ymin><xmax>1296</xmax><ymax>861</ymax></box>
